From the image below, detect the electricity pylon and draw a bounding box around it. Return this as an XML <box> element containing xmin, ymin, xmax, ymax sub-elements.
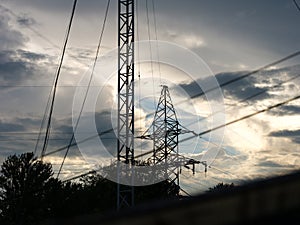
<box><xmin>139</xmin><ymin>85</ymin><xmax>206</xmax><ymax>192</ymax></box>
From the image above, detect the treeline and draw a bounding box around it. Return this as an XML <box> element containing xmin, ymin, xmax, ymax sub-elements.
<box><xmin>0</xmin><ymin>152</ymin><xmax>179</xmax><ymax>225</ymax></box>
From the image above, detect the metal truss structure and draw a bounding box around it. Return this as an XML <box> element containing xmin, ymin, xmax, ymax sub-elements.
<box><xmin>139</xmin><ymin>86</ymin><xmax>206</xmax><ymax>191</ymax></box>
<box><xmin>151</xmin><ymin>85</ymin><xmax>180</xmax><ymax>185</ymax></box>
<box><xmin>140</xmin><ymin>85</ymin><xmax>181</xmax><ymax>189</ymax></box>
<box><xmin>117</xmin><ymin>0</ymin><xmax>135</xmax><ymax>210</ymax></box>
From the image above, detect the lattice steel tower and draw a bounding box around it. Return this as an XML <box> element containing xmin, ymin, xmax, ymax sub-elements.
<box><xmin>138</xmin><ymin>85</ymin><xmax>207</xmax><ymax>191</ymax></box>
<box><xmin>140</xmin><ymin>85</ymin><xmax>181</xmax><ymax>188</ymax></box>
<box><xmin>117</xmin><ymin>0</ymin><xmax>135</xmax><ymax>210</ymax></box>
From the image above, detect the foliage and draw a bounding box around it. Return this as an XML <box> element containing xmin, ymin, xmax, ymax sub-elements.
<box><xmin>0</xmin><ymin>152</ymin><xmax>61</xmax><ymax>225</ymax></box>
<box><xmin>0</xmin><ymin>152</ymin><xmax>180</xmax><ymax>224</ymax></box>
<box><xmin>207</xmin><ymin>182</ymin><xmax>235</xmax><ymax>193</ymax></box>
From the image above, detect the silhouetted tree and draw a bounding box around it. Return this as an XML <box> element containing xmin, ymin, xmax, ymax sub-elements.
<box><xmin>207</xmin><ymin>182</ymin><xmax>235</xmax><ymax>193</ymax></box>
<box><xmin>0</xmin><ymin>152</ymin><xmax>61</xmax><ymax>225</ymax></box>
<box><xmin>0</xmin><ymin>152</ymin><xmax>182</xmax><ymax>224</ymax></box>
<box><xmin>80</xmin><ymin>173</ymin><xmax>117</xmax><ymax>212</ymax></box>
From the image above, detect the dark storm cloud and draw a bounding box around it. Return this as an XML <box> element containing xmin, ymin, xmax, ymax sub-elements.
<box><xmin>0</xmin><ymin>109</ymin><xmax>117</xmax><ymax>159</ymax></box>
<box><xmin>0</xmin><ymin>9</ymin><xmax>51</xmax><ymax>86</ymax></box>
<box><xmin>95</xmin><ymin>111</ymin><xmax>114</xmax><ymax>131</ymax></box>
<box><xmin>0</xmin><ymin>116</ymin><xmax>46</xmax><ymax>138</ymax></box>
<box><xmin>0</xmin><ymin>59</ymin><xmax>29</xmax><ymax>81</ymax></box>
<box><xmin>7</xmin><ymin>0</ymin><xmax>300</xmax><ymax>54</ymax></box>
<box><xmin>15</xmin><ymin>117</ymin><xmax>43</xmax><ymax>127</ymax></box>
<box><xmin>0</xmin><ymin>116</ymin><xmax>65</xmax><ymax>146</ymax></box>
<box><xmin>33</xmin><ymin>111</ymin><xmax>117</xmax><ymax>159</ymax></box>
<box><xmin>177</xmin><ymin>81</ymin><xmax>204</xmax><ymax>100</ymax></box>
<box><xmin>215</xmin><ymin>72</ymin><xmax>271</xmax><ymax>102</ymax></box>
<box><xmin>0</xmin><ymin>50</ymin><xmax>49</xmax><ymax>85</ymax></box>
<box><xmin>0</xmin><ymin>118</ymin><xmax>71</xmax><ymax>163</ymax></box>
<box><xmin>177</xmin><ymin>71</ymin><xmax>266</xmax><ymax>102</ymax></box>
<box><xmin>268</xmin><ymin>105</ymin><xmax>300</xmax><ymax>116</ymax></box>
<box><xmin>0</xmin><ymin>11</ymin><xmax>27</xmax><ymax>50</ymax></box>
<box><xmin>0</xmin><ymin>121</ymin><xmax>25</xmax><ymax>132</ymax></box>
<box><xmin>49</xmin><ymin>111</ymin><xmax>117</xmax><ymax>159</ymax></box>
<box><xmin>156</xmin><ymin>0</ymin><xmax>300</xmax><ymax>52</ymax></box>
<box><xmin>0</xmin><ymin>0</ymin><xmax>116</xmax><ymax>156</ymax></box>
<box><xmin>178</xmin><ymin>64</ymin><xmax>300</xmax><ymax>103</ymax></box>
<box><xmin>217</xmin><ymin>64</ymin><xmax>300</xmax><ymax>102</ymax></box>
<box><xmin>0</xmin><ymin>116</ymin><xmax>44</xmax><ymax>160</ymax></box>
<box><xmin>257</xmin><ymin>160</ymin><xmax>288</xmax><ymax>168</ymax></box>
<box><xmin>269</xmin><ymin>129</ymin><xmax>300</xmax><ymax>144</ymax></box>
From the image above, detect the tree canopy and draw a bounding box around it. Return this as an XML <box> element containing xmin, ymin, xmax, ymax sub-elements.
<box><xmin>0</xmin><ymin>152</ymin><xmax>61</xmax><ymax>225</ymax></box>
<box><xmin>207</xmin><ymin>182</ymin><xmax>235</xmax><ymax>193</ymax></box>
<box><xmin>0</xmin><ymin>152</ymin><xmax>180</xmax><ymax>225</ymax></box>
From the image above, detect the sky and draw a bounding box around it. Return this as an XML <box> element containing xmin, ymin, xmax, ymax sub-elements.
<box><xmin>0</xmin><ymin>0</ymin><xmax>300</xmax><ymax>194</ymax></box>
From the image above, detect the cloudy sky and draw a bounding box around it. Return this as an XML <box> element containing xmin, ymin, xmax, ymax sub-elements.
<box><xmin>0</xmin><ymin>0</ymin><xmax>300</xmax><ymax>194</ymax></box>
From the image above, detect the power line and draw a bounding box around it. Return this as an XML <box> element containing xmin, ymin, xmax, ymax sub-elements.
<box><xmin>43</xmin><ymin>91</ymin><xmax>297</xmax><ymax>167</ymax></box>
<box><xmin>44</xmin><ymin>89</ymin><xmax>300</xmax><ymax>161</ymax></box>
<box><xmin>42</xmin><ymin>51</ymin><xmax>300</xmax><ymax>159</ymax></box>
<box><xmin>40</xmin><ymin>0</ymin><xmax>78</xmax><ymax>158</ymax></box>
<box><xmin>136</xmin><ymin>0</ymin><xmax>143</xmax><ymax>158</ymax></box>
<box><xmin>136</xmin><ymin>0</ymin><xmax>141</xmax><ymax>75</ymax></box>
<box><xmin>208</xmin><ymin>165</ymin><xmax>237</xmax><ymax>178</ymax></box>
<box><xmin>56</xmin><ymin>0</ymin><xmax>111</xmax><ymax>178</ymax></box>
<box><xmin>124</xmin><ymin>50</ymin><xmax>300</xmax><ymax>134</ymax></box>
<box><xmin>134</xmin><ymin>93</ymin><xmax>300</xmax><ymax>159</ymax></box>
<box><xmin>180</xmin><ymin>179</ymin><xmax>211</xmax><ymax>190</ymax></box>
<box><xmin>180</xmin><ymin>94</ymin><xmax>300</xmax><ymax>144</ymax></box>
<box><xmin>0</xmin><ymin>131</ymin><xmax>99</xmax><ymax>134</ymax></box>
<box><xmin>0</xmin><ymin>85</ymin><xmax>108</xmax><ymax>87</ymax></box>
<box><xmin>0</xmin><ymin>4</ymin><xmax>59</xmax><ymax>51</ymax></box>
<box><xmin>132</xmin><ymin>50</ymin><xmax>300</xmax><ymax>131</ymax></box>
<box><xmin>293</xmin><ymin>0</ymin><xmax>300</xmax><ymax>11</ymax></box>
<box><xmin>184</xmin><ymin>51</ymin><xmax>300</xmax><ymax>101</ymax></box>
<box><xmin>179</xmin><ymin>187</ymin><xmax>192</xmax><ymax>197</ymax></box>
<box><xmin>0</xmin><ymin>137</ymin><xmax>116</xmax><ymax>141</ymax></box>
<box><xmin>0</xmin><ymin>4</ymin><xmax>90</xmax><ymax>68</ymax></box>
<box><xmin>34</xmin><ymin>92</ymin><xmax>54</xmax><ymax>155</ymax></box>
<box><xmin>61</xmin><ymin>153</ymin><xmax>236</xmax><ymax>183</ymax></box>
<box><xmin>42</xmin><ymin>129</ymin><xmax>113</xmax><ymax>157</ymax></box>
<box><xmin>184</xmin><ymin>72</ymin><xmax>300</xmax><ymax>128</ymax></box>
<box><xmin>151</xmin><ymin>0</ymin><xmax>162</xmax><ymax>84</ymax></box>
<box><xmin>0</xmin><ymin>139</ymin><xmax>74</xmax><ymax>141</ymax></box>
<box><xmin>237</xmin><ymin>73</ymin><xmax>300</xmax><ymax>105</ymax></box>
<box><xmin>146</xmin><ymin>0</ymin><xmax>157</xmax><ymax>108</ymax></box>
<box><xmin>7</xmin><ymin>65</ymin><xmax>300</xmax><ymax>158</ymax></box>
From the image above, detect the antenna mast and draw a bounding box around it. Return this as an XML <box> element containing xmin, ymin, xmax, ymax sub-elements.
<box><xmin>117</xmin><ymin>0</ymin><xmax>135</xmax><ymax>210</ymax></box>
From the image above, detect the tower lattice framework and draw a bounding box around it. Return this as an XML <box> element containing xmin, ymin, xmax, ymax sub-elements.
<box><xmin>117</xmin><ymin>0</ymin><xmax>135</xmax><ymax>210</ymax></box>
<box><xmin>142</xmin><ymin>85</ymin><xmax>182</xmax><ymax>188</ymax></box>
